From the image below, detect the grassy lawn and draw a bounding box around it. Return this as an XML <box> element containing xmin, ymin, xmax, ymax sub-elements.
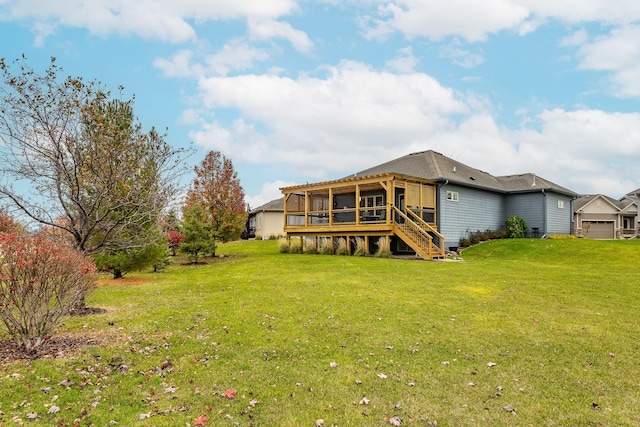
<box><xmin>1</xmin><ymin>238</ymin><xmax>640</xmax><ymax>426</ymax></box>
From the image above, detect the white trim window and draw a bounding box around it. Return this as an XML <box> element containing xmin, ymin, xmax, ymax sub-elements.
<box><xmin>446</xmin><ymin>191</ymin><xmax>459</xmax><ymax>202</ymax></box>
<box><xmin>557</xmin><ymin>200</ymin><xmax>565</xmax><ymax>209</ymax></box>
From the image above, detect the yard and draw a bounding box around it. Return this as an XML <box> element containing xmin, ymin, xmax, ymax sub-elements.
<box><xmin>1</xmin><ymin>238</ymin><xmax>639</xmax><ymax>426</ymax></box>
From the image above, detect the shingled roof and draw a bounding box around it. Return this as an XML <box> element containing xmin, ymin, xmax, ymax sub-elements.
<box><xmin>250</xmin><ymin>197</ymin><xmax>284</xmax><ymax>213</ymax></box>
<box><xmin>575</xmin><ymin>194</ymin><xmax>638</xmax><ymax>212</ymax></box>
<box><xmin>353</xmin><ymin>150</ymin><xmax>576</xmax><ymax>196</ymax></box>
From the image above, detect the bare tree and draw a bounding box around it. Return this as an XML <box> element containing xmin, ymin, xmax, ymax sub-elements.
<box><xmin>0</xmin><ymin>56</ymin><xmax>189</xmax><ymax>255</ymax></box>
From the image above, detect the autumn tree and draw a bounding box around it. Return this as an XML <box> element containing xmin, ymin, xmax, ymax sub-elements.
<box><xmin>0</xmin><ymin>56</ymin><xmax>188</xmax><ymax>260</ymax></box>
<box><xmin>0</xmin><ymin>209</ymin><xmax>25</xmax><ymax>234</ymax></box>
<box><xmin>184</xmin><ymin>150</ymin><xmax>247</xmax><ymax>242</ymax></box>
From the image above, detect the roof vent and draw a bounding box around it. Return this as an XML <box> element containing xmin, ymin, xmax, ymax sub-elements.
<box><xmin>469</xmin><ymin>176</ymin><xmax>476</xmax><ymax>181</ymax></box>
<box><xmin>453</xmin><ymin>166</ymin><xmax>456</xmax><ymax>173</ymax></box>
<box><xmin>532</xmin><ymin>174</ymin><xmax>536</xmax><ymax>186</ymax></box>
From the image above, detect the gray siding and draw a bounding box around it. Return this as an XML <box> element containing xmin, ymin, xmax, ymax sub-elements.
<box><xmin>505</xmin><ymin>193</ymin><xmax>545</xmax><ymax>235</ymax></box>
<box><xmin>438</xmin><ymin>184</ymin><xmax>505</xmax><ymax>248</ymax></box>
<box><xmin>545</xmin><ymin>192</ymin><xmax>573</xmax><ymax>234</ymax></box>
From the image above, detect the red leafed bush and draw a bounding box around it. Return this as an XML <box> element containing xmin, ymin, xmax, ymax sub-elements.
<box><xmin>167</xmin><ymin>230</ymin><xmax>184</xmax><ymax>256</ymax></box>
<box><xmin>0</xmin><ymin>234</ymin><xmax>97</xmax><ymax>351</ymax></box>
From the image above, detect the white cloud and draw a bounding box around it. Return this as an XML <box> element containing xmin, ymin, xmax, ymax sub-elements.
<box><xmin>4</xmin><ymin>0</ymin><xmax>299</xmax><ymax>43</ymax></box>
<box><xmin>245</xmin><ymin>180</ymin><xmax>293</xmax><ymax>209</ymax></box>
<box><xmin>384</xmin><ymin>46</ymin><xmax>419</xmax><ymax>73</ymax></box>
<box><xmin>364</xmin><ymin>0</ymin><xmax>530</xmax><ymax>42</ymax></box>
<box><xmin>190</xmin><ymin>59</ymin><xmax>640</xmax><ymax>198</ymax></box>
<box><xmin>512</xmin><ymin>108</ymin><xmax>640</xmax><ymax>196</ymax></box>
<box><xmin>247</xmin><ymin>18</ymin><xmax>313</xmax><ymax>53</ymax></box>
<box><xmin>574</xmin><ymin>25</ymin><xmax>640</xmax><ymax>97</ymax></box>
<box><xmin>191</xmin><ymin>60</ymin><xmax>469</xmax><ymax>177</ymax></box>
<box><xmin>438</xmin><ymin>39</ymin><xmax>485</xmax><ymax>68</ymax></box>
<box><xmin>362</xmin><ymin>0</ymin><xmax>640</xmax><ymax>43</ymax></box>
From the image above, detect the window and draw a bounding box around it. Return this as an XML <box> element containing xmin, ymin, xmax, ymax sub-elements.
<box><xmin>446</xmin><ymin>191</ymin><xmax>459</xmax><ymax>202</ymax></box>
<box><xmin>557</xmin><ymin>200</ymin><xmax>564</xmax><ymax>209</ymax></box>
<box><xmin>360</xmin><ymin>195</ymin><xmax>384</xmax><ymax>219</ymax></box>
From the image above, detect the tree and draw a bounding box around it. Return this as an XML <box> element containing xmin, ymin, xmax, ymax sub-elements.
<box><xmin>0</xmin><ymin>209</ymin><xmax>25</xmax><ymax>234</ymax></box>
<box><xmin>184</xmin><ymin>151</ymin><xmax>247</xmax><ymax>242</ymax></box>
<box><xmin>179</xmin><ymin>204</ymin><xmax>217</xmax><ymax>263</ymax></box>
<box><xmin>0</xmin><ymin>56</ymin><xmax>188</xmax><ymax>258</ymax></box>
<box><xmin>167</xmin><ymin>230</ymin><xmax>184</xmax><ymax>256</ymax></box>
<box><xmin>0</xmin><ymin>233</ymin><xmax>96</xmax><ymax>351</ymax></box>
<box><xmin>93</xmin><ymin>231</ymin><xmax>170</xmax><ymax>278</ymax></box>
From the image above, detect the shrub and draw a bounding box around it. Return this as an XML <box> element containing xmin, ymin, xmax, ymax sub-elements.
<box><xmin>318</xmin><ymin>238</ymin><xmax>334</xmax><ymax>255</ymax></box>
<box><xmin>335</xmin><ymin>238</ymin><xmax>349</xmax><ymax>255</ymax></box>
<box><xmin>353</xmin><ymin>237</ymin><xmax>368</xmax><ymax>256</ymax></box>
<box><xmin>304</xmin><ymin>238</ymin><xmax>318</xmax><ymax>254</ymax></box>
<box><xmin>374</xmin><ymin>237</ymin><xmax>392</xmax><ymax>258</ymax></box>
<box><xmin>278</xmin><ymin>238</ymin><xmax>290</xmax><ymax>253</ymax></box>
<box><xmin>289</xmin><ymin>238</ymin><xmax>303</xmax><ymax>254</ymax></box>
<box><xmin>505</xmin><ymin>216</ymin><xmax>528</xmax><ymax>238</ymax></box>
<box><xmin>548</xmin><ymin>234</ymin><xmax>577</xmax><ymax>240</ymax></box>
<box><xmin>167</xmin><ymin>230</ymin><xmax>184</xmax><ymax>256</ymax></box>
<box><xmin>0</xmin><ymin>234</ymin><xmax>97</xmax><ymax>351</ymax></box>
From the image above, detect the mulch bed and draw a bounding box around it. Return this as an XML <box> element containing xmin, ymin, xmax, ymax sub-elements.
<box><xmin>0</xmin><ymin>335</ymin><xmax>102</xmax><ymax>364</ymax></box>
<box><xmin>0</xmin><ymin>307</ymin><xmax>107</xmax><ymax>364</ymax></box>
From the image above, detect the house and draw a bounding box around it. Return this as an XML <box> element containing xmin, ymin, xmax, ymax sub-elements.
<box><xmin>573</xmin><ymin>194</ymin><xmax>639</xmax><ymax>239</ymax></box>
<box><xmin>621</xmin><ymin>188</ymin><xmax>640</xmax><ymax>231</ymax></box>
<box><xmin>280</xmin><ymin>150</ymin><xmax>577</xmax><ymax>259</ymax></box>
<box><xmin>244</xmin><ymin>198</ymin><xmax>285</xmax><ymax>239</ymax></box>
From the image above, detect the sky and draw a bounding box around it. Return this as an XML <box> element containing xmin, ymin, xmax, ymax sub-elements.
<box><xmin>1</xmin><ymin>0</ymin><xmax>639</xmax><ymax>208</ymax></box>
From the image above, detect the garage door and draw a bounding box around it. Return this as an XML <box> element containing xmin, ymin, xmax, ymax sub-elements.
<box><xmin>582</xmin><ymin>221</ymin><xmax>614</xmax><ymax>239</ymax></box>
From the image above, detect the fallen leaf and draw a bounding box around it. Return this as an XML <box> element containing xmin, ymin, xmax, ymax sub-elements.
<box><xmin>608</xmin><ymin>352</ymin><xmax>615</xmax><ymax>358</ymax></box>
<box><xmin>329</xmin><ymin>362</ymin><xmax>338</xmax><ymax>368</ymax></box>
<box><xmin>26</xmin><ymin>412</ymin><xmax>38</xmax><ymax>419</ymax></box>
<box><xmin>389</xmin><ymin>415</ymin><xmax>402</xmax><ymax>425</ymax></box>
<box><xmin>487</xmin><ymin>362</ymin><xmax>497</xmax><ymax>367</ymax></box>
<box><xmin>377</xmin><ymin>373</ymin><xmax>387</xmax><ymax>379</ymax></box>
<box><xmin>224</xmin><ymin>389</ymin><xmax>237</xmax><ymax>399</ymax></box>
<box><xmin>502</xmin><ymin>405</ymin><xmax>516</xmax><ymax>413</ymax></box>
<box><xmin>164</xmin><ymin>386</ymin><xmax>177</xmax><ymax>393</ymax></box>
<box><xmin>48</xmin><ymin>406</ymin><xmax>60</xmax><ymax>414</ymax></box>
<box><xmin>360</xmin><ymin>397</ymin><xmax>370</xmax><ymax>405</ymax></box>
<box><xmin>139</xmin><ymin>413</ymin><xmax>150</xmax><ymax>420</ymax></box>
<box><xmin>249</xmin><ymin>399</ymin><xmax>259</xmax><ymax>407</ymax></box>
<box><xmin>467</xmin><ymin>382</ymin><xmax>475</xmax><ymax>387</ymax></box>
<box><xmin>194</xmin><ymin>415</ymin><xmax>208</xmax><ymax>426</ymax></box>
<box><xmin>315</xmin><ymin>419</ymin><xmax>324</xmax><ymax>426</ymax></box>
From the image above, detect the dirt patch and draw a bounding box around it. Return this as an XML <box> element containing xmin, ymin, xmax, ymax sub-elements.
<box><xmin>0</xmin><ymin>334</ymin><xmax>103</xmax><ymax>364</ymax></box>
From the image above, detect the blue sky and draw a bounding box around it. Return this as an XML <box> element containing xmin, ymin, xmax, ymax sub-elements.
<box><xmin>1</xmin><ymin>0</ymin><xmax>639</xmax><ymax>208</ymax></box>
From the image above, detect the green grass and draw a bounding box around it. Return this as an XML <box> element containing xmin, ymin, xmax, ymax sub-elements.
<box><xmin>1</xmin><ymin>238</ymin><xmax>640</xmax><ymax>426</ymax></box>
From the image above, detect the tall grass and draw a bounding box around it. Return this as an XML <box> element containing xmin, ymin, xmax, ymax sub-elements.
<box><xmin>1</xmin><ymin>239</ymin><xmax>639</xmax><ymax>426</ymax></box>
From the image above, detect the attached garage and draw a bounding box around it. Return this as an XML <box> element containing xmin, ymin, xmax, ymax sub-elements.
<box><xmin>581</xmin><ymin>221</ymin><xmax>615</xmax><ymax>239</ymax></box>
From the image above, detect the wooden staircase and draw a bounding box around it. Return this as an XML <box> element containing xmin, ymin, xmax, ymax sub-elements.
<box><xmin>392</xmin><ymin>207</ymin><xmax>445</xmax><ymax>260</ymax></box>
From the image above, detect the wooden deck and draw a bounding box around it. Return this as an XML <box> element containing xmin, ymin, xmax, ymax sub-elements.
<box><xmin>281</xmin><ymin>173</ymin><xmax>445</xmax><ymax>259</ymax></box>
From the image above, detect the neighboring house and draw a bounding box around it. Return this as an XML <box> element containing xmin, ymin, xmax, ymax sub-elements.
<box><xmin>573</xmin><ymin>194</ymin><xmax>639</xmax><ymax>239</ymax></box>
<box><xmin>280</xmin><ymin>150</ymin><xmax>577</xmax><ymax>259</ymax></box>
<box><xmin>621</xmin><ymin>188</ymin><xmax>640</xmax><ymax>230</ymax></box>
<box><xmin>245</xmin><ymin>198</ymin><xmax>285</xmax><ymax>239</ymax></box>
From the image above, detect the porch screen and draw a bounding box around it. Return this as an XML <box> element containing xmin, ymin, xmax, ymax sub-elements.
<box><xmin>406</xmin><ymin>183</ymin><xmax>420</xmax><ymax>207</ymax></box>
<box><xmin>422</xmin><ymin>185</ymin><xmax>435</xmax><ymax>208</ymax></box>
